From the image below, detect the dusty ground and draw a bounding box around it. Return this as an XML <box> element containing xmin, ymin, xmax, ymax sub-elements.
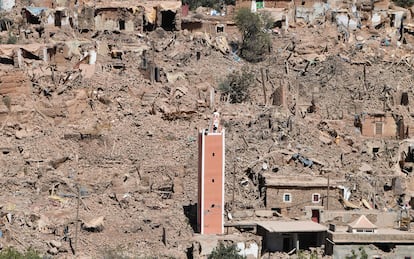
<box><xmin>1</xmin><ymin>5</ymin><xmax>414</xmax><ymax>258</ymax></box>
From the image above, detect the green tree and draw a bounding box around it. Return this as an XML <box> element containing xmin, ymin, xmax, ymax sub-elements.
<box><xmin>0</xmin><ymin>247</ymin><xmax>41</xmax><ymax>259</ymax></box>
<box><xmin>392</xmin><ymin>0</ymin><xmax>414</xmax><ymax>7</ymax></box>
<box><xmin>182</xmin><ymin>0</ymin><xmax>235</xmax><ymax>11</ymax></box>
<box><xmin>359</xmin><ymin>247</ymin><xmax>368</xmax><ymax>259</ymax></box>
<box><xmin>345</xmin><ymin>247</ymin><xmax>368</xmax><ymax>259</ymax></box>
<box><xmin>235</xmin><ymin>8</ymin><xmax>271</xmax><ymax>62</ymax></box>
<box><xmin>208</xmin><ymin>242</ymin><xmax>246</xmax><ymax>259</ymax></box>
<box><xmin>219</xmin><ymin>67</ymin><xmax>255</xmax><ymax>103</ymax></box>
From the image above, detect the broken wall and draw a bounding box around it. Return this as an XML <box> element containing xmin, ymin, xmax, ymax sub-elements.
<box><xmin>361</xmin><ymin>114</ymin><xmax>396</xmax><ymax>138</ymax></box>
<box><xmin>235</xmin><ymin>0</ymin><xmax>253</xmax><ymax>10</ymax></box>
<box><xmin>94</xmin><ymin>8</ymin><xmax>142</xmax><ymax>32</ymax></box>
<box><xmin>0</xmin><ymin>70</ymin><xmax>31</xmax><ymax>122</ymax></box>
<box><xmin>0</xmin><ymin>0</ymin><xmax>15</xmax><ymax>11</ymax></box>
<box><xmin>181</xmin><ymin>20</ymin><xmax>227</xmax><ymax>35</ymax></box>
<box><xmin>77</xmin><ymin>6</ymin><xmax>95</xmax><ymax>30</ymax></box>
<box><xmin>30</xmin><ymin>0</ymin><xmax>53</xmax><ymax>8</ymax></box>
<box><xmin>294</xmin><ymin>0</ymin><xmax>328</xmax><ymax>23</ymax></box>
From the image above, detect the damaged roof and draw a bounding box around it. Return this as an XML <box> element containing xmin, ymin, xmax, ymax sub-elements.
<box><xmin>24</xmin><ymin>6</ymin><xmax>48</xmax><ymax>16</ymax></box>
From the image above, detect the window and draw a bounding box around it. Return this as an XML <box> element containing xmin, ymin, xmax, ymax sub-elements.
<box><xmin>119</xmin><ymin>20</ymin><xmax>125</xmax><ymax>30</ymax></box>
<box><xmin>375</xmin><ymin>122</ymin><xmax>383</xmax><ymax>135</ymax></box>
<box><xmin>312</xmin><ymin>193</ymin><xmax>320</xmax><ymax>203</ymax></box>
<box><xmin>356</xmin><ymin>229</ymin><xmax>374</xmax><ymax>233</ymax></box>
<box><xmin>283</xmin><ymin>193</ymin><xmax>291</xmax><ymax>202</ymax></box>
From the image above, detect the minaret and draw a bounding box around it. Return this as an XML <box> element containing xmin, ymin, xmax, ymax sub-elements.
<box><xmin>197</xmin><ymin>112</ymin><xmax>225</xmax><ymax>234</ymax></box>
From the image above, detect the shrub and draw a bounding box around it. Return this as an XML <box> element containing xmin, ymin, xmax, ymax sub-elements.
<box><xmin>219</xmin><ymin>67</ymin><xmax>254</xmax><ymax>103</ymax></box>
<box><xmin>345</xmin><ymin>247</ymin><xmax>368</xmax><ymax>259</ymax></box>
<box><xmin>6</xmin><ymin>32</ymin><xmax>17</xmax><ymax>44</ymax></box>
<box><xmin>2</xmin><ymin>95</ymin><xmax>11</xmax><ymax>111</ymax></box>
<box><xmin>0</xmin><ymin>247</ymin><xmax>41</xmax><ymax>259</ymax></box>
<box><xmin>182</xmin><ymin>0</ymin><xmax>235</xmax><ymax>11</ymax></box>
<box><xmin>393</xmin><ymin>0</ymin><xmax>414</xmax><ymax>7</ymax></box>
<box><xmin>208</xmin><ymin>242</ymin><xmax>245</xmax><ymax>259</ymax></box>
<box><xmin>235</xmin><ymin>8</ymin><xmax>271</xmax><ymax>62</ymax></box>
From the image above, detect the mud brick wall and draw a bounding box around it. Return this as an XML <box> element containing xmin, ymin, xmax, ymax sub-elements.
<box><xmin>266</xmin><ymin>187</ymin><xmax>342</xmax><ymax>217</ymax></box>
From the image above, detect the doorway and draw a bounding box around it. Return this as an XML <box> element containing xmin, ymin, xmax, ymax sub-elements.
<box><xmin>311</xmin><ymin>209</ymin><xmax>320</xmax><ymax>223</ymax></box>
<box><xmin>161</xmin><ymin>10</ymin><xmax>175</xmax><ymax>31</ymax></box>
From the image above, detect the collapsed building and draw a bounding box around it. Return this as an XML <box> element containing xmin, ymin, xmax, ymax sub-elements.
<box><xmin>2</xmin><ymin>0</ymin><xmax>414</xmax><ymax>258</ymax></box>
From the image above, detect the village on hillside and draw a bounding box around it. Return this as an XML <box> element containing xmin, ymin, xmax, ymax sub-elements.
<box><xmin>1</xmin><ymin>0</ymin><xmax>414</xmax><ymax>258</ymax></box>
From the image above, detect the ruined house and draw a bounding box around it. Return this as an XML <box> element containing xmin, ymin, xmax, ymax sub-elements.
<box><xmin>181</xmin><ymin>15</ymin><xmax>236</xmax><ymax>35</ymax></box>
<box><xmin>235</xmin><ymin>0</ymin><xmax>292</xmax><ymax>28</ymax></box>
<box><xmin>0</xmin><ymin>44</ymin><xmax>52</xmax><ymax>67</ymax></box>
<box><xmin>77</xmin><ymin>1</ymin><xmax>181</xmax><ymax>32</ymax></box>
<box><xmin>263</xmin><ymin>174</ymin><xmax>343</xmax><ymax>220</ymax></box>
<box><xmin>358</xmin><ymin>112</ymin><xmax>397</xmax><ymax>138</ymax></box>
<box><xmin>293</xmin><ymin>0</ymin><xmax>329</xmax><ymax>24</ymax></box>
<box><xmin>236</xmin><ymin>0</ymin><xmax>291</xmax><ymax>10</ymax></box>
<box><xmin>76</xmin><ymin>3</ymin><xmax>144</xmax><ymax>32</ymax></box>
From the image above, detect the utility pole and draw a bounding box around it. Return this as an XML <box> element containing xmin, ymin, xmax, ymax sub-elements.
<box><xmin>261</xmin><ymin>67</ymin><xmax>267</xmax><ymax>105</ymax></box>
<box><xmin>373</xmin><ymin>180</ymin><xmax>376</xmax><ymax>210</ymax></box>
<box><xmin>327</xmin><ymin>176</ymin><xmax>330</xmax><ymax>210</ymax></box>
<box><xmin>232</xmin><ymin>158</ymin><xmax>236</xmax><ymax>211</ymax></box>
<box><xmin>74</xmin><ymin>185</ymin><xmax>80</xmax><ymax>255</ymax></box>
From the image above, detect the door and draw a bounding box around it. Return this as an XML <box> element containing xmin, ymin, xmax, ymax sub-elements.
<box><xmin>311</xmin><ymin>209</ymin><xmax>320</xmax><ymax>223</ymax></box>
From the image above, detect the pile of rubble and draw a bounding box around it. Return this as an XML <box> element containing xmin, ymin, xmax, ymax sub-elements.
<box><xmin>1</xmin><ymin>0</ymin><xmax>414</xmax><ymax>257</ymax></box>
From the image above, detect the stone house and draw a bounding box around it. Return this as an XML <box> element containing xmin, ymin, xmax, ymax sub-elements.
<box><xmin>263</xmin><ymin>174</ymin><xmax>343</xmax><ymax>221</ymax></box>
<box><xmin>357</xmin><ymin>112</ymin><xmax>397</xmax><ymax>138</ymax></box>
<box><xmin>256</xmin><ymin>220</ymin><xmax>327</xmax><ymax>253</ymax></box>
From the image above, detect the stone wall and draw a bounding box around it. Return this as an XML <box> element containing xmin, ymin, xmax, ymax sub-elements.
<box><xmin>361</xmin><ymin>114</ymin><xmax>396</xmax><ymax>138</ymax></box>
<box><xmin>266</xmin><ymin>187</ymin><xmax>342</xmax><ymax>217</ymax></box>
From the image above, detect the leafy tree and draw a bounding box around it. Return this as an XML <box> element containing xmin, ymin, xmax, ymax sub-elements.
<box><xmin>208</xmin><ymin>242</ymin><xmax>245</xmax><ymax>259</ymax></box>
<box><xmin>359</xmin><ymin>247</ymin><xmax>368</xmax><ymax>259</ymax></box>
<box><xmin>235</xmin><ymin>8</ymin><xmax>271</xmax><ymax>63</ymax></box>
<box><xmin>345</xmin><ymin>247</ymin><xmax>368</xmax><ymax>259</ymax></box>
<box><xmin>182</xmin><ymin>0</ymin><xmax>235</xmax><ymax>11</ymax></box>
<box><xmin>219</xmin><ymin>67</ymin><xmax>255</xmax><ymax>103</ymax></box>
<box><xmin>0</xmin><ymin>247</ymin><xmax>41</xmax><ymax>259</ymax></box>
<box><xmin>392</xmin><ymin>0</ymin><xmax>414</xmax><ymax>8</ymax></box>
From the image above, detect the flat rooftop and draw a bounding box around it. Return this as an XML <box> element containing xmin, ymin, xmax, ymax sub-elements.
<box><xmin>257</xmin><ymin>220</ymin><xmax>327</xmax><ymax>233</ymax></box>
<box><xmin>263</xmin><ymin>173</ymin><xmax>342</xmax><ymax>187</ymax></box>
<box><xmin>329</xmin><ymin>226</ymin><xmax>414</xmax><ymax>243</ymax></box>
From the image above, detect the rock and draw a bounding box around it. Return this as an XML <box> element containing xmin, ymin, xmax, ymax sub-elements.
<box><xmin>15</xmin><ymin>129</ymin><xmax>32</xmax><ymax>139</ymax></box>
<box><xmin>232</xmin><ymin>210</ymin><xmax>254</xmax><ymax>219</ymax></box>
<box><xmin>173</xmin><ymin>177</ymin><xmax>184</xmax><ymax>195</ymax></box>
<box><xmin>48</xmin><ymin>247</ymin><xmax>58</xmax><ymax>255</ymax></box>
<box><xmin>319</xmin><ymin>135</ymin><xmax>332</xmax><ymax>145</ymax></box>
<box><xmin>49</xmin><ymin>240</ymin><xmax>62</xmax><ymax>248</ymax></box>
<box><xmin>255</xmin><ymin>210</ymin><xmax>273</xmax><ymax>218</ymax></box>
<box><xmin>359</xmin><ymin>163</ymin><xmax>373</xmax><ymax>173</ymax></box>
<box><xmin>82</xmin><ymin>216</ymin><xmax>104</xmax><ymax>232</ymax></box>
